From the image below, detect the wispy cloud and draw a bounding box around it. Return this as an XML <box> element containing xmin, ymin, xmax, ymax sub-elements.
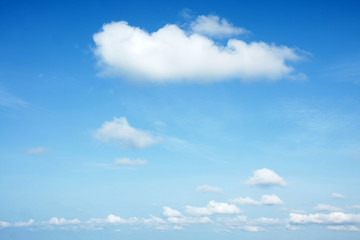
<box><xmin>26</xmin><ymin>147</ymin><xmax>46</xmax><ymax>155</ymax></box>
<box><xmin>230</xmin><ymin>194</ymin><xmax>284</xmax><ymax>206</ymax></box>
<box><xmin>196</xmin><ymin>185</ymin><xmax>223</xmax><ymax>193</ymax></box>
<box><xmin>114</xmin><ymin>158</ymin><xmax>147</xmax><ymax>166</ymax></box>
<box><xmin>0</xmin><ymin>86</ymin><xmax>28</xmax><ymax>108</ymax></box>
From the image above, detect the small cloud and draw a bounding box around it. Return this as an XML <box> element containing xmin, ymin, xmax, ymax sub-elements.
<box><xmin>230</xmin><ymin>194</ymin><xmax>283</xmax><ymax>206</ymax></box>
<box><xmin>0</xmin><ymin>220</ymin><xmax>11</xmax><ymax>228</ymax></box>
<box><xmin>196</xmin><ymin>185</ymin><xmax>222</xmax><ymax>193</ymax></box>
<box><xmin>167</xmin><ymin>216</ymin><xmax>211</xmax><ymax>224</ymax></box>
<box><xmin>233</xmin><ymin>225</ymin><xmax>264</xmax><ymax>232</ymax></box>
<box><xmin>190</xmin><ymin>15</ymin><xmax>248</xmax><ymax>38</ymax></box>
<box><xmin>332</xmin><ymin>193</ymin><xmax>345</xmax><ymax>199</ymax></box>
<box><xmin>47</xmin><ymin>217</ymin><xmax>80</xmax><ymax>225</ymax></box>
<box><xmin>162</xmin><ymin>206</ymin><xmax>182</xmax><ymax>217</ymax></box>
<box><xmin>0</xmin><ymin>86</ymin><xmax>28</xmax><ymax>108</ymax></box>
<box><xmin>352</xmin><ymin>205</ymin><xmax>360</xmax><ymax>210</ymax></box>
<box><xmin>14</xmin><ymin>219</ymin><xmax>35</xmax><ymax>227</ymax></box>
<box><xmin>186</xmin><ymin>201</ymin><xmax>240</xmax><ymax>216</ymax></box>
<box><xmin>327</xmin><ymin>225</ymin><xmax>360</xmax><ymax>231</ymax></box>
<box><xmin>92</xmin><ymin>117</ymin><xmax>162</xmax><ymax>149</ymax></box>
<box><xmin>114</xmin><ymin>158</ymin><xmax>147</xmax><ymax>166</ymax></box>
<box><xmin>26</xmin><ymin>147</ymin><xmax>46</xmax><ymax>155</ymax></box>
<box><xmin>245</xmin><ymin>168</ymin><xmax>287</xmax><ymax>187</ymax></box>
<box><xmin>314</xmin><ymin>204</ymin><xmax>342</xmax><ymax>212</ymax></box>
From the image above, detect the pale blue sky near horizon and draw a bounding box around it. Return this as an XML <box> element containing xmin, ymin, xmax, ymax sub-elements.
<box><xmin>1</xmin><ymin>0</ymin><xmax>360</xmax><ymax>239</ymax></box>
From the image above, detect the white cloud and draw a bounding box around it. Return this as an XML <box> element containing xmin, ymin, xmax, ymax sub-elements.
<box><xmin>314</xmin><ymin>204</ymin><xmax>342</xmax><ymax>212</ymax></box>
<box><xmin>14</xmin><ymin>219</ymin><xmax>35</xmax><ymax>227</ymax></box>
<box><xmin>114</xmin><ymin>158</ymin><xmax>147</xmax><ymax>166</ymax></box>
<box><xmin>289</xmin><ymin>212</ymin><xmax>360</xmax><ymax>224</ymax></box>
<box><xmin>87</xmin><ymin>214</ymin><xmax>138</xmax><ymax>225</ymax></box>
<box><xmin>245</xmin><ymin>168</ymin><xmax>287</xmax><ymax>187</ymax></box>
<box><xmin>163</xmin><ymin>206</ymin><xmax>182</xmax><ymax>217</ymax></box>
<box><xmin>26</xmin><ymin>147</ymin><xmax>46</xmax><ymax>155</ymax></box>
<box><xmin>251</xmin><ymin>217</ymin><xmax>281</xmax><ymax>225</ymax></box>
<box><xmin>93</xmin><ymin>19</ymin><xmax>301</xmax><ymax>82</ymax></box>
<box><xmin>93</xmin><ymin>117</ymin><xmax>161</xmax><ymax>149</ymax></box>
<box><xmin>232</xmin><ymin>225</ymin><xmax>264</xmax><ymax>232</ymax></box>
<box><xmin>190</xmin><ymin>15</ymin><xmax>247</xmax><ymax>38</ymax></box>
<box><xmin>0</xmin><ymin>220</ymin><xmax>11</xmax><ymax>228</ymax></box>
<box><xmin>142</xmin><ymin>215</ymin><xmax>166</xmax><ymax>226</ymax></box>
<box><xmin>167</xmin><ymin>216</ymin><xmax>211</xmax><ymax>224</ymax></box>
<box><xmin>172</xmin><ymin>225</ymin><xmax>184</xmax><ymax>230</ymax></box>
<box><xmin>332</xmin><ymin>193</ymin><xmax>345</xmax><ymax>199</ymax></box>
<box><xmin>230</xmin><ymin>194</ymin><xmax>283</xmax><ymax>206</ymax></box>
<box><xmin>196</xmin><ymin>185</ymin><xmax>222</xmax><ymax>193</ymax></box>
<box><xmin>260</xmin><ymin>194</ymin><xmax>284</xmax><ymax>205</ymax></box>
<box><xmin>327</xmin><ymin>225</ymin><xmax>360</xmax><ymax>231</ymax></box>
<box><xmin>352</xmin><ymin>205</ymin><xmax>360</xmax><ymax>210</ymax></box>
<box><xmin>186</xmin><ymin>201</ymin><xmax>240</xmax><ymax>216</ymax></box>
<box><xmin>0</xmin><ymin>86</ymin><xmax>28</xmax><ymax>108</ymax></box>
<box><xmin>230</xmin><ymin>197</ymin><xmax>260</xmax><ymax>205</ymax></box>
<box><xmin>47</xmin><ymin>217</ymin><xmax>80</xmax><ymax>225</ymax></box>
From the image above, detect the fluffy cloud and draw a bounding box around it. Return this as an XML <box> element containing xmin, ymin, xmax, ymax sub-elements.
<box><xmin>93</xmin><ymin>117</ymin><xmax>161</xmax><ymax>149</ymax></box>
<box><xmin>163</xmin><ymin>206</ymin><xmax>182</xmax><ymax>217</ymax></box>
<box><xmin>14</xmin><ymin>219</ymin><xmax>35</xmax><ymax>227</ymax></box>
<box><xmin>186</xmin><ymin>201</ymin><xmax>240</xmax><ymax>216</ymax></box>
<box><xmin>26</xmin><ymin>147</ymin><xmax>46</xmax><ymax>155</ymax></box>
<box><xmin>196</xmin><ymin>185</ymin><xmax>222</xmax><ymax>193</ymax></box>
<box><xmin>332</xmin><ymin>193</ymin><xmax>345</xmax><ymax>199</ymax></box>
<box><xmin>47</xmin><ymin>217</ymin><xmax>80</xmax><ymax>225</ymax></box>
<box><xmin>289</xmin><ymin>212</ymin><xmax>360</xmax><ymax>224</ymax></box>
<box><xmin>260</xmin><ymin>194</ymin><xmax>284</xmax><ymax>205</ymax></box>
<box><xmin>230</xmin><ymin>194</ymin><xmax>284</xmax><ymax>206</ymax></box>
<box><xmin>190</xmin><ymin>15</ymin><xmax>247</xmax><ymax>38</ymax></box>
<box><xmin>0</xmin><ymin>220</ymin><xmax>11</xmax><ymax>228</ymax></box>
<box><xmin>87</xmin><ymin>214</ymin><xmax>137</xmax><ymax>225</ymax></box>
<box><xmin>245</xmin><ymin>168</ymin><xmax>287</xmax><ymax>187</ymax></box>
<box><xmin>93</xmin><ymin>18</ymin><xmax>301</xmax><ymax>82</ymax></box>
<box><xmin>114</xmin><ymin>158</ymin><xmax>147</xmax><ymax>166</ymax></box>
<box><xmin>314</xmin><ymin>204</ymin><xmax>342</xmax><ymax>212</ymax></box>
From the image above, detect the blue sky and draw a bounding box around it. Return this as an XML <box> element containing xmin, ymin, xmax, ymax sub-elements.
<box><xmin>1</xmin><ymin>0</ymin><xmax>360</xmax><ymax>239</ymax></box>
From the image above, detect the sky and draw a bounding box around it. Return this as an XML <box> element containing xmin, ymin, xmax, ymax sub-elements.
<box><xmin>1</xmin><ymin>0</ymin><xmax>360</xmax><ymax>239</ymax></box>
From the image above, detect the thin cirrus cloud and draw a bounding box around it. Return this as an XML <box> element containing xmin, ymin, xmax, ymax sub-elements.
<box><xmin>190</xmin><ymin>15</ymin><xmax>248</xmax><ymax>38</ymax></box>
<box><xmin>26</xmin><ymin>147</ymin><xmax>46</xmax><ymax>155</ymax></box>
<box><xmin>245</xmin><ymin>168</ymin><xmax>287</xmax><ymax>187</ymax></box>
<box><xmin>114</xmin><ymin>158</ymin><xmax>147</xmax><ymax>166</ymax></box>
<box><xmin>196</xmin><ymin>184</ymin><xmax>223</xmax><ymax>193</ymax></box>
<box><xmin>93</xmin><ymin>15</ymin><xmax>303</xmax><ymax>82</ymax></box>
<box><xmin>185</xmin><ymin>201</ymin><xmax>240</xmax><ymax>216</ymax></box>
<box><xmin>313</xmin><ymin>204</ymin><xmax>343</xmax><ymax>212</ymax></box>
<box><xmin>92</xmin><ymin>117</ymin><xmax>162</xmax><ymax>149</ymax></box>
<box><xmin>230</xmin><ymin>194</ymin><xmax>284</xmax><ymax>206</ymax></box>
<box><xmin>332</xmin><ymin>193</ymin><xmax>345</xmax><ymax>199</ymax></box>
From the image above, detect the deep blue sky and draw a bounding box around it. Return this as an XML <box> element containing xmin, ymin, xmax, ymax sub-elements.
<box><xmin>1</xmin><ymin>0</ymin><xmax>360</xmax><ymax>239</ymax></box>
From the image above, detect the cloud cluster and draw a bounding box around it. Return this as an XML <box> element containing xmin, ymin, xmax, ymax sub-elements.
<box><xmin>93</xmin><ymin>17</ymin><xmax>302</xmax><ymax>82</ymax></box>
<box><xmin>245</xmin><ymin>168</ymin><xmax>287</xmax><ymax>187</ymax></box>
<box><xmin>289</xmin><ymin>212</ymin><xmax>360</xmax><ymax>224</ymax></box>
<box><xmin>230</xmin><ymin>194</ymin><xmax>284</xmax><ymax>206</ymax></box>
<box><xmin>93</xmin><ymin>117</ymin><xmax>161</xmax><ymax>149</ymax></box>
<box><xmin>186</xmin><ymin>201</ymin><xmax>240</xmax><ymax>216</ymax></box>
